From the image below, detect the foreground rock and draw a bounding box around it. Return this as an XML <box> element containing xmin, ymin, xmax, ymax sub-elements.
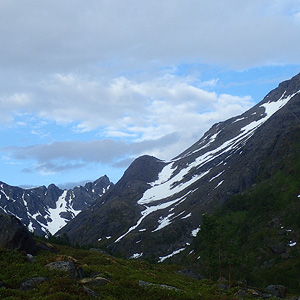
<box><xmin>20</xmin><ymin>277</ymin><xmax>49</xmax><ymax>290</ymax></box>
<box><xmin>82</xmin><ymin>285</ymin><xmax>100</xmax><ymax>298</ymax></box>
<box><xmin>44</xmin><ymin>260</ymin><xmax>84</xmax><ymax>278</ymax></box>
<box><xmin>139</xmin><ymin>280</ymin><xmax>180</xmax><ymax>291</ymax></box>
<box><xmin>265</xmin><ymin>285</ymin><xmax>287</xmax><ymax>298</ymax></box>
<box><xmin>80</xmin><ymin>277</ymin><xmax>111</xmax><ymax>286</ymax></box>
<box><xmin>0</xmin><ymin>214</ymin><xmax>36</xmax><ymax>254</ymax></box>
<box><xmin>177</xmin><ymin>269</ymin><xmax>204</xmax><ymax>280</ymax></box>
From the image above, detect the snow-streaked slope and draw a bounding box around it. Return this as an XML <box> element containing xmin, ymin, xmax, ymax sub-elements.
<box><xmin>57</xmin><ymin>73</ymin><xmax>300</xmax><ymax>262</ymax></box>
<box><xmin>118</xmin><ymin>91</ymin><xmax>299</xmax><ymax>241</ymax></box>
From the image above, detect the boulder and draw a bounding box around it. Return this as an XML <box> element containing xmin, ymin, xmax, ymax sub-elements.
<box><xmin>44</xmin><ymin>260</ymin><xmax>84</xmax><ymax>278</ymax></box>
<box><xmin>36</xmin><ymin>242</ymin><xmax>56</xmax><ymax>252</ymax></box>
<box><xmin>265</xmin><ymin>285</ymin><xmax>287</xmax><ymax>298</ymax></box>
<box><xmin>139</xmin><ymin>280</ymin><xmax>180</xmax><ymax>291</ymax></box>
<box><xmin>20</xmin><ymin>277</ymin><xmax>48</xmax><ymax>290</ymax></box>
<box><xmin>235</xmin><ymin>287</ymin><xmax>272</xmax><ymax>299</ymax></box>
<box><xmin>80</xmin><ymin>277</ymin><xmax>111</xmax><ymax>286</ymax></box>
<box><xmin>0</xmin><ymin>214</ymin><xmax>36</xmax><ymax>254</ymax></box>
<box><xmin>82</xmin><ymin>285</ymin><xmax>100</xmax><ymax>298</ymax></box>
<box><xmin>176</xmin><ymin>269</ymin><xmax>204</xmax><ymax>280</ymax></box>
<box><xmin>270</xmin><ymin>243</ymin><xmax>286</xmax><ymax>254</ymax></box>
<box><xmin>89</xmin><ymin>248</ymin><xmax>111</xmax><ymax>256</ymax></box>
<box><xmin>26</xmin><ymin>254</ymin><xmax>37</xmax><ymax>263</ymax></box>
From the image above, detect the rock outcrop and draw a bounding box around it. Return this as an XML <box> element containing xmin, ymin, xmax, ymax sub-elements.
<box><xmin>0</xmin><ymin>214</ymin><xmax>36</xmax><ymax>254</ymax></box>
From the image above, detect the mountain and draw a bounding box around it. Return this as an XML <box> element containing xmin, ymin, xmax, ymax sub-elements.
<box><xmin>0</xmin><ymin>175</ymin><xmax>112</xmax><ymax>236</ymax></box>
<box><xmin>57</xmin><ymin>72</ymin><xmax>300</xmax><ymax>262</ymax></box>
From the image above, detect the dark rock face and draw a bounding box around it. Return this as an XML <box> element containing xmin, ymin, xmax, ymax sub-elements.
<box><xmin>0</xmin><ymin>214</ymin><xmax>36</xmax><ymax>254</ymax></box>
<box><xmin>58</xmin><ymin>73</ymin><xmax>300</xmax><ymax>261</ymax></box>
<box><xmin>265</xmin><ymin>285</ymin><xmax>287</xmax><ymax>298</ymax></box>
<box><xmin>0</xmin><ymin>175</ymin><xmax>112</xmax><ymax>236</ymax></box>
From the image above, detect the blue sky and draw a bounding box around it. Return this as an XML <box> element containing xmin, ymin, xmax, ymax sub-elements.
<box><xmin>0</xmin><ymin>0</ymin><xmax>300</xmax><ymax>188</ymax></box>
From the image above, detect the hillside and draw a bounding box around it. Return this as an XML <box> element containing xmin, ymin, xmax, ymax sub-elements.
<box><xmin>0</xmin><ymin>238</ymin><xmax>295</xmax><ymax>299</ymax></box>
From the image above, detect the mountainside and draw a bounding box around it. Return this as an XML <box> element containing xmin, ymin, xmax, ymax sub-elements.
<box><xmin>58</xmin><ymin>72</ymin><xmax>300</xmax><ymax>262</ymax></box>
<box><xmin>0</xmin><ymin>175</ymin><xmax>112</xmax><ymax>236</ymax></box>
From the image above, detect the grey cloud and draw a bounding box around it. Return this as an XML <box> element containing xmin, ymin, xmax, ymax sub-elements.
<box><xmin>2</xmin><ymin>133</ymin><xmax>180</xmax><ymax>174</ymax></box>
<box><xmin>22</xmin><ymin>162</ymin><xmax>87</xmax><ymax>175</ymax></box>
<box><xmin>0</xmin><ymin>1</ymin><xmax>300</xmax><ymax>73</ymax></box>
<box><xmin>112</xmin><ymin>157</ymin><xmax>135</xmax><ymax>169</ymax></box>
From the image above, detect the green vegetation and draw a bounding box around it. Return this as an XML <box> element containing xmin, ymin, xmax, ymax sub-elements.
<box><xmin>0</xmin><ymin>241</ymin><xmax>267</xmax><ymax>300</ymax></box>
<box><xmin>183</xmin><ymin>131</ymin><xmax>300</xmax><ymax>295</ymax></box>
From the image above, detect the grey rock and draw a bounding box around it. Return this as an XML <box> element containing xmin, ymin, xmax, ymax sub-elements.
<box><xmin>265</xmin><ymin>284</ymin><xmax>287</xmax><ymax>298</ymax></box>
<box><xmin>277</xmin><ymin>230</ymin><xmax>286</xmax><ymax>236</ymax></box>
<box><xmin>81</xmin><ymin>277</ymin><xmax>111</xmax><ymax>286</ymax></box>
<box><xmin>235</xmin><ymin>287</ymin><xmax>269</xmax><ymax>299</ymax></box>
<box><xmin>82</xmin><ymin>285</ymin><xmax>100</xmax><ymax>298</ymax></box>
<box><xmin>89</xmin><ymin>248</ymin><xmax>111</xmax><ymax>256</ymax></box>
<box><xmin>218</xmin><ymin>284</ymin><xmax>228</xmax><ymax>290</ymax></box>
<box><xmin>44</xmin><ymin>260</ymin><xmax>84</xmax><ymax>278</ymax></box>
<box><xmin>176</xmin><ymin>269</ymin><xmax>204</xmax><ymax>280</ymax></box>
<box><xmin>270</xmin><ymin>243</ymin><xmax>286</xmax><ymax>254</ymax></box>
<box><xmin>20</xmin><ymin>277</ymin><xmax>48</xmax><ymax>290</ymax></box>
<box><xmin>36</xmin><ymin>242</ymin><xmax>56</xmax><ymax>252</ymax></box>
<box><xmin>0</xmin><ymin>214</ymin><xmax>36</xmax><ymax>254</ymax></box>
<box><xmin>139</xmin><ymin>280</ymin><xmax>180</xmax><ymax>291</ymax></box>
<box><xmin>26</xmin><ymin>254</ymin><xmax>37</xmax><ymax>263</ymax></box>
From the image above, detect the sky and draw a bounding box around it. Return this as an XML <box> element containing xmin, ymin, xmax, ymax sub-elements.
<box><xmin>1</xmin><ymin>0</ymin><xmax>300</xmax><ymax>189</ymax></box>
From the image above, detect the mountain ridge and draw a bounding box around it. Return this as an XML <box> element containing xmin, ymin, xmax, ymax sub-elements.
<box><xmin>0</xmin><ymin>175</ymin><xmax>113</xmax><ymax>236</ymax></box>
<box><xmin>58</xmin><ymin>72</ymin><xmax>300</xmax><ymax>261</ymax></box>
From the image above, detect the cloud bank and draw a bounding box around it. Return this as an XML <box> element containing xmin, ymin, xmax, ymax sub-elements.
<box><xmin>1</xmin><ymin>0</ymin><xmax>300</xmax><ymax>72</ymax></box>
<box><xmin>0</xmin><ymin>0</ymin><xmax>299</xmax><ymax>185</ymax></box>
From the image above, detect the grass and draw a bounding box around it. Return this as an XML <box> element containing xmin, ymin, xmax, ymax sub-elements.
<box><xmin>0</xmin><ymin>241</ymin><xmax>279</xmax><ymax>300</ymax></box>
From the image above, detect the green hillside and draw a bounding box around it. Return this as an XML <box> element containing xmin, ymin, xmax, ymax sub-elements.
<box><xmin>179</xmin><ymin>128</ymin><xmax>300</xmax><ymax>295</ymax></box>
<box><xmin>0</xmin><ymin>240</ymin><xmax>273</xmax><ymax>300</ymax></box>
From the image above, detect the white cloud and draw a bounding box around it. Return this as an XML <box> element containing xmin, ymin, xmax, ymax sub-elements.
<box><xmin>0</xmin><ymin>73</ymin><xmax>254</xmax><ymax>149</ymax></box>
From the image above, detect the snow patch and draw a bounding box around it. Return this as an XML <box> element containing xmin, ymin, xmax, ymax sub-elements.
<box><xmin>191</xmin><ymin>227</ymin><xmax>201</xmax><ymax>237</ymax></box>
<box><xmin>46</xmin><ymin>191</ymin><xmax>69</xmax><ymax>235</ymax></box>
<box><xmin>130</xmin><ymin>253</ymin><xmax>143</xmax><ymax>259</ymax></box>
<box><xmin>181</xmin><ymin>213</ymin><xmax>191</xmax><ymax>219</ymax></box>
<box><xmin>209</xmin><ymin>170</ymin><xmax>225</xmax><ymax>182</ymax></box>
<box><xmin>214</xmin><ymin>180</ymin><xmax>224</xmax><ymax>189</ymax></box>
<box><xmin>158</xmin><ymin>248</ymin><xmax>185</xmax><ymax>263</ymax></box>
<box><xmin>233</xmin><ymin>117</ymin><xmax>246</xmax><ymax>123</ymax></box>
<box><xmin>152</xmin><ymin>213</ymin><xmax>175</xmax><ymax>232</ymax></box>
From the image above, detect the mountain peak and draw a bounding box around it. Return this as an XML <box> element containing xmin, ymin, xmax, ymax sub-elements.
<box><xmin>57</xmin><ymin>73</ymin><xmax>300</xmax><ymax>261</ymax></box>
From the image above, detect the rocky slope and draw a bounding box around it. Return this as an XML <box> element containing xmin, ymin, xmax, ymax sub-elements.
<box><xmin>0</xmin><ymin>175</ymin><xmax>112</xmax><ymax>236</ymax></box>
<box><xmin>58</xmin><ymin>72</ymin><xmax>300</xmax><ymax>261</ymax></box>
